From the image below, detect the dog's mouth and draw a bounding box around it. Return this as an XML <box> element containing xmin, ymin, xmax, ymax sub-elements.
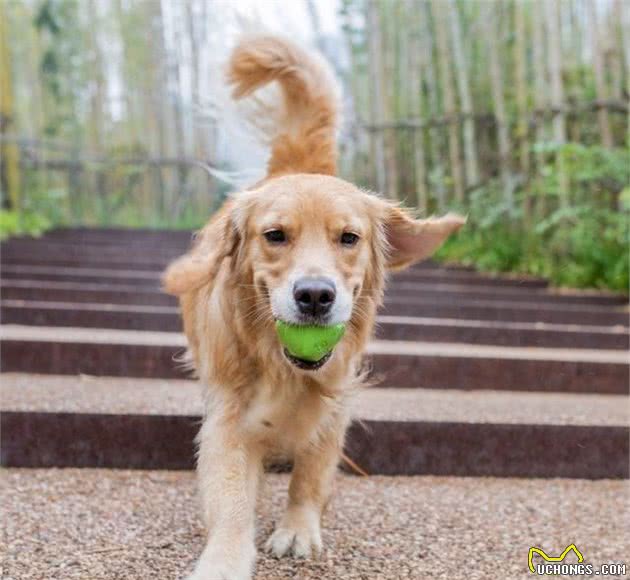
<box><xmin>282</xmin><ymin>348</ymin><xmax>332</xmax><ymax>371</ymax></box>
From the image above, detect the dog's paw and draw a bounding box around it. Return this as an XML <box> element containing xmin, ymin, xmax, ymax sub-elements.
<box><xmin>186</xmin><ymin>560</ymin><xmax>252</xmax><ymax>580</ymax></box>
<box><xmin>265</xmin><ymin>522</ymin><xmax>323</xmax><ymax>559</ymax></box>
<box><xmin>186</xmin><ymin>563</ymin><xmax>234</xmax><ymax>580</ymax></box>
<box><xmin>187</xmin><ymin>542</ymin><xmax>255</xmax><ymax>580</ymax></box>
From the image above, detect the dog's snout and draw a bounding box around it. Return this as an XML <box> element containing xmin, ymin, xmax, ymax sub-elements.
<box><xmin>293</xmin><ymin>277</ymin><xmax>336</xmax><ymax>317</ymax></box>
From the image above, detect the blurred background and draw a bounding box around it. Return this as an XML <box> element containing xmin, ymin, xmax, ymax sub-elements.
<box><xmin>1</xmin><ymin>0</ymin><xmax>628</xmax><ymax>290</ymax></box>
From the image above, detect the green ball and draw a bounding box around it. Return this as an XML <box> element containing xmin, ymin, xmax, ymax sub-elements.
<box><xmin>275</xmin><ymin>321</ymin><xmax>346</xmax><ymax>362</ymax></box>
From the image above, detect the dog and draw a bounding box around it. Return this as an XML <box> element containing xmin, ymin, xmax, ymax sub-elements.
<box><xmin>163</xmin><ymin>34</ymin><xmax>464</xmax><ymax>580</ymax></box>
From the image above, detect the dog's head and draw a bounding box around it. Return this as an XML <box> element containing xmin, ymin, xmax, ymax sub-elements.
<box><xmin>164</xmin><ymin>173</ymin><xmax>464</xmax><ymax>372</ymax></box>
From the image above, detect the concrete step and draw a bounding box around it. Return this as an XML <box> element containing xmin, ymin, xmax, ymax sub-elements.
<box><xmin>13</xmin><ymin>226</ymin><xmax>196</xmax><ymax>243</ymax></box>
<box><xmin>1</xmin><ymin>264</ymin><xmax>163</xmax><ymax>285</ymax></box>
<box><xmin>2</xmin><ymin>280</ymin><xmax>176</xmax><ymax>307</ymax></box>
<box><xmin>4</xmin><ymin>301</ymin><xmax>627</xmax><ymax>349</ymax></box>
<box><xmin>376</xmin><ymin>314</ymin><xmax>629</xmax><ymax>349</ymax></box>
<box><xmin>6</xmin><ymin>231</ymin><xmax>473</xmax><ymax>272</ymax></box>
<box><xmin>3</xmin><ymin>254</ymin><xmax>547</xmax><ymax>287</ymax></box>
<box><xmin>3</xmin><ymin>250</ymin><xmax>550</xmax><ymax>290</ymax></box>
<box><xmin>4</xmin><ymin>469</ymin><xmax>628</xmax><ymax>580</ymax></box>
<box><xmin>1</xmin><ymin>264</ymin><xmax>165</xmax><ymax>287</ymax></box>
<box><xmin>2</xmin><ymin>240</ymin><xmax>186</xmax><ymax>262</ymax></box>
<box><xmin>4</xmin><ymin>267</ymin><xmax>624</xmax><ymax>306</ymax></box>
<box><xmin>4</xmin><ymin>280</ymin><xmax>626</xmax><ymax>326</ymax></box>
<box><xmin>2</xmin><ymin>325</ymin><xmax>627</xmax><ymax>393</ymax></box>
<box><xmin>392</xmin><ymin>268</ymin><xmax>549</xmax><ymax>288</ymax></box>
<box><xmin>2</xmin><ymin>374</ymin><xmax>627</xmax><ymax>477</ymax></box>
<box><xmin>388</xmin><ymin>281</ymin><xmax>628</xmax><ymax>306</ymax></box>
<box><xmin>0</xmin><ymin>253</ymin><xmax>171</xmax><ymax>271</ymax></box>
<box><xmin>383</xmin><ymin>296</ymin><xmax>628</xmax><ymax>326</ymax></box>
<box><xmin>1</xmin><ymin>264</ymin><xmax>487</xmax><ymax>288</ymax></box>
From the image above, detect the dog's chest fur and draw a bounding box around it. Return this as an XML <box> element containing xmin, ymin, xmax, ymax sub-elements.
<box><xmin>239</xmin><ymin>377</ymin><xmax>345</xmax><ymax>453</ymax></box>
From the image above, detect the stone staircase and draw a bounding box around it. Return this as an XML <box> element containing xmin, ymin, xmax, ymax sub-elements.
<box><xmin>1</xmin><ymin>227</ymin><xmax>628</xmax><ymax>479</ymax></box>
<box><xmin>2</xmin><ymin>227</ymin><xmax>629</xmax><ymax>580</ymax></box>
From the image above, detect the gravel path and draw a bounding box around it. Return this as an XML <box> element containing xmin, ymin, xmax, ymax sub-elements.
<box><xmin>2</xmin><ymin>469</ymin><xmax>628</xmax><ymax>579</ymax></box>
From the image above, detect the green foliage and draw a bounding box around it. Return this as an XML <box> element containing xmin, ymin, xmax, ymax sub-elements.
<box><xmin>33</xmin><ymin>0</ymin><xmax>84</xmax><ymax>136</ymax></box>
<box><xmin>0</xmin><ymin>209</ymin><xmax>51</xmax><ymax>240</ymax></box>
<box><xmin>437</xmin><ymin>144</ymin><xmax>629</xmax><ymax>292</ymax></box>
<box><xmin>12</xmin><ymin>157</ymin><xmax>231</xmax><ymax>235</ymax></box>
<box><xmin>533</xmin><ymin>142</ymin><xmax>629</xmax><ymax>200</ymax></box>
<box><xmin>0</xmin><ymin>177</ymin><xmax>72</xmax><ymax>239</ymax></box>
<box><xmin>33</xmin><ymin>0</ymin><xmax>61</xmax><ymax>34</ymax></box>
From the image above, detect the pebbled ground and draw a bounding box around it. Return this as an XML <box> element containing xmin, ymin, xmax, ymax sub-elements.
<box><xmin>2</xmin><ymin>469</ymin><xmax>628</xmax><ymax>580</ymax></box>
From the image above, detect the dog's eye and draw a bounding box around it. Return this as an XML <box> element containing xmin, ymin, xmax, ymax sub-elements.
<box><xmin>340</xmin><ymin>232</ymin><xmax>360</xmax><ymax>246</ymax></box>
<box><xmin>264</xmin><ymin>229</ymin><xmax>286</xmax><ymax>244</ymax></box>
<box><xmin>341</xmin><ymin>232</ymin><xmax>359</xmax><ymax>246</ymax></box>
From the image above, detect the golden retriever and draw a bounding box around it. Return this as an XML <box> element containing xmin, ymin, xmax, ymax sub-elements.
<box><xmin>163</xmin><ymin>34</ymin><xmax>464</xmax><ymax>580</ymax></box>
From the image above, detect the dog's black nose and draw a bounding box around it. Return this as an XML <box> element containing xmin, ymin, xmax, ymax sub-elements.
<box><xmin>293</xmin><ymin>277</ymin><xmax>336</xmax><ymax>317</ymax></box>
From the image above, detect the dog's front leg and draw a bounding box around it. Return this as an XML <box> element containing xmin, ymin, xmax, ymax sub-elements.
<box><xmin>187</xmin><ymin>416</ymin><xmax>262</xmax><ymax>580</ymax></box>
<box><xmin>266</xmin><ymin>423</ymin><xmax>343</xmax><ymax>559</ymax></box>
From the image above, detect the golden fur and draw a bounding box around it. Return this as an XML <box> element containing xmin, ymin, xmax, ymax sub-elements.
<box><xmin>163</xmin><ymin>35</ymin><xmax>464</xmax><ymax>580</ymax></box>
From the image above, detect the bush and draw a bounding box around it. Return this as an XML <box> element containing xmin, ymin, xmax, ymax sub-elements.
<box><xmin>0</xmin><ymin>181</ymin><xmax>68</xmax><ymax>239</ymax></box>
<box><xmin>0</xmin><ymin>209</ymin><xmax>51</xmax><ymax>240</ymax></box>
<box><xmin>436</xmin><ymin>143</ymin><xmax>629</xmax><ymax>292</ymax></box>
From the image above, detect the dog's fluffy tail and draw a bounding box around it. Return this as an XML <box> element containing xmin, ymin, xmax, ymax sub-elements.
<box><xmin>227</xmin><ymin>35</ymin><xmax>340</xmax><ymax>178</ymax></box>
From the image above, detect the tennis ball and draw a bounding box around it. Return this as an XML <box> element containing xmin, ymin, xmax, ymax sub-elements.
<box><xmin>275</xmin><ymin>321</ymin><xmax>346</xmax><ymax>362</ymax></box>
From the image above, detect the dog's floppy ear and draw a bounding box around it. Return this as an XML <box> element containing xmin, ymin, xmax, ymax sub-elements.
<box><xmin>384</xmin><ymin>206</ymin><xmax>466</xmax><ymax>271</ymax></box>
<box><xmin>162</xmin><ymin>203</ymin><xmax>239</xmax><ymax>295</ymax></box>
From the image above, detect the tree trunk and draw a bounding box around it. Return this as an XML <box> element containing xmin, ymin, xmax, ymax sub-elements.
<box><xmin>432</xmin><ymin>0</ymin><xmax>464</xmax><ymax>204</ymax></box>
<box><xmin>514</xmin><ymin>0</ymin><xmax>530</xmax><ymax>220</ymax></box>
<box><xmin>422</xmin><ymin>0</ymin><xmax>445</xmax><ymax>211</ymax></box>
<box><xmin>0</xmin><ymin>0</ymin><xmax>21</xmax><ymax>209</ymax></box>
<box><xmin>622</xmin><ymin>0</ymin><xmax>630</xmax><ymax>96</ymax></box>
<box><xmin>608</xmin><ymin>0</ymin><xmax>625</xmax><ymax>101</ymax></box>
<box><xmin>148</xmin><ymin>0</ymin><xmax>167</xmax><ymax>214</ymax></box>
<box><xmin>567</xmin><ymin>0</ymin><xmax>583</xmax><ymax>143</ymax></box>
<box><xmin>544</xmin><ymin>0</ymin><xmax>568</xmax><ymax>208</ymax></box>
<box><xmin>168</xmin><ymin>2</ymin><xmax>188</xmax><ymax>218</ymax></box>
<box><xmin>448</xmin><ymin>0</ymin><xmax>479</xmax><ymax>188</ymax></box>
<box><xmin>407</xmin><ymin>0</ymin><xmax>428</xmax><ymax>212</ymax></box>
<box><xmin>382</xmin><ymin>1</ymin><xmax>399</xmax><ymax>198</ymax></box>
<box><xmin>587</xmin><ymin>0</ymin><xmax>614</xmax><ymax>148</ymax></box>
<box><xmin>367</xmin><ymin>0</ymin><xmax>386</xmax><ymax>193</ymax></box>
<box><xmin>532</xmin><ymin>0</ymin><xmax>548</xmax><ymax>217</ymax></box>
<box><xmin>514</xmin><ymin>0</ymin><xmax>530</xmax><ymax>177</ymax></box>
<box><xmin>185</xmin><ymin>0</ymin><xmax>208</xmax><ymax>213</ymax></box>
<box><xmin>485</xmin><ymin>1</ymin><xmax>512</xmax><ymax>206</ymax></box>
<box><xmin>87</xmin><ymin>0</ymin><xmax>107</xmax><ymax>201</ymax></box>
